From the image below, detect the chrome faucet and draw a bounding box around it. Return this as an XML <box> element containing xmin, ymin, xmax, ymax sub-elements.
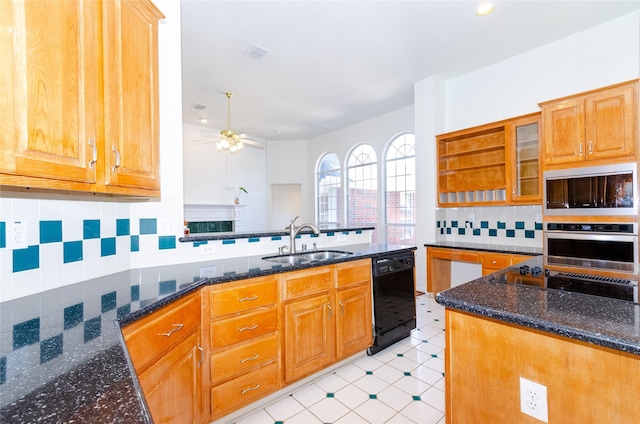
<box><xmin>286</xmin><ymin>216</ymin><xmax>320</xmax><ymax>254</ymax></box>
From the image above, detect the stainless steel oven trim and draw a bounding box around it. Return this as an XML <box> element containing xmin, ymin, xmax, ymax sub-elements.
<box><xmin>544</xmin><ymin>228</ymin><xmax>639</xmax><ymax>274</ymax></box>
<box><xmin>543</xmin><ymin>162</ymin><xmax>638</xmax><ymax>216</ymax></box>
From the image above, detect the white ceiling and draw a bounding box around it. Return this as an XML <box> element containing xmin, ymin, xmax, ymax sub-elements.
<box><xmin>180</xmin><ymin>0</ymin><xmax>640</xmax><ymax>141</ymax></box>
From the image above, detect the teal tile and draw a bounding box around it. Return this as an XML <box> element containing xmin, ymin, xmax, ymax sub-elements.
<box><xmin>101</xmin><ymin>292</ymin><xmax>116</xmax><ymax>313</ymax></box>
<box><xmin>525</xmin><ymin>230</ymin><xmax>535</xmax><ymax>239</ymax></box>
<box><xmin>13</xmin><ymin>318</ymin><xmax>40</xmax><ymax>350</ymax></box>
<box><xmin>404</xmin><ymin>372</ymin><xmax>411</xmax><ymax>376</ymax></box>
<box><xmin>131</xmin><ymin>285</ymin><xmax>140</xmax><ymax>302</ymax></box>
<box><xmin>159</xmin><ymin>235</ymin><xmax>176</xmax><ymax>250</ymax></box>
<box><xmin>369</xmin><ymin>394</ymin><xmax>377</xmax><ymax>399</ymax></box>
<box><xmin>131</xmin><ymin>235</ymin><xmax>139</xmax><ymax>252</ymax></box>
<box><xmin>83</xmin><ymin>219</ymin><xmax>100</xmax><ymax>239</ymax></box>
<box><xmin>327</xmin><ymin>393</ymin><xmax>334</xmax><ymax>398</ymax></box>
<box><xmin>13</xmin><ymin>245</ymin><xmax>39</xmax><ymax>272</ymax></box>
<box><xmin>0</xmin><ymin>221</ymin><xmax>5</xmax><ymax>248</ymax></box>
<box><xmin>248</xmin><ymin>237</ymin><xmax>260</xmax><ymax>243</ymax></box>
<box><xmin>40</xmin><ymin>221</ymin><xmax>62</xmax><ymax>243</ymax></box>
<box><xmin>84</xmin><ymin>317</ymin><xmax>101</xmax><ymax>343</ymax></box>
<box><xmin>270</xmin><ymin>236</ymin><xmax>282</xmax><ymax>241</ymax></box>
<box><xmin>515</xmin><ymin>221</ymin><xmax>525</xmax><ymax>229</ymax></box>
<box><xmin>63</xmin><ymin>241</ymin><xmax>83</xmax><ymax>263</ymax></box>
<box><xmin>64</xmin><ymin>303</ymin><xmax>83</xmax><ymax>330</ymax></box>
<box><xmin>116</xmin><ymin>219</ymin><xmax>130</xmax><ymax>236</ymax></box>
<box><xmin>101</xmin><ymin>237</ymin><xmax>116</xmax><ymax>256</ymax></box>
<box><xmin>506</xmin><ymin>229</ymin><xmax>515</xmax><ymax>238</ymax></box>
<box><xmin>366</xmin><ymin>371</ymin><xmax>373</xmax><ymax>375</ymax></box>
<box><xmin>159</xmin><ymin>280</ymin><xmax>177</xmax><ymax>295</ymax></box>
<box><xmin>40</xmin><ymin>334</ymin><xmax>63</xmax><ymax>364</ymax></box>
<box><xmin>412</xmin><ymin>395</ymin><xmax>421</xmax><ymax>401</ymax></box>
<box><xmin>139</xmin><ymin>218</ymin><xmax>157</xmax><ymax>235</ymax></box>
<box><xmin>222</xmin><ymin>239</ymin><xmax>235</xmax><ymax>245</ymax></box>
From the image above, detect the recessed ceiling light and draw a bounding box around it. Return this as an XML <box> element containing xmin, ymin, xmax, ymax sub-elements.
<box><xmin>199</xmin><ymin>118</ymin><xmax>208</xmax><ymax>124</ymax></box>
<box><xmin>476</xmin><ymin>3</ymin><xmax>494</xmax><ymax>16</ymax></box>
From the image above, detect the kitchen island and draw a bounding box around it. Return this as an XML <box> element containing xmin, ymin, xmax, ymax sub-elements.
<box><xmin>0</xmin><ymin>242</ymin><xmax>413</xmax><ymax>423</ymax></box>
<box><xmin>436</xmin><ymin>256</ymin><xmax>640</xmax><ymax>423</ymax></box>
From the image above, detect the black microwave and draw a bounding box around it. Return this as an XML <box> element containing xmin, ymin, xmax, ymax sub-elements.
<box><xmin>543</xmin><ymin>163</ymin><xmax>637</xmax><ymax>216</ymax></box>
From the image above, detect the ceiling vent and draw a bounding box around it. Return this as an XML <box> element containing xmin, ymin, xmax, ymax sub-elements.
<box><xmin>243</xmin><ymin>44</ymin><xmax>271</xmax><ymax>60</ymax></box>
<box><xmin>191</xmin><ymin>103</ymin><xmax>207</xmax><ymax>110</ymax></box>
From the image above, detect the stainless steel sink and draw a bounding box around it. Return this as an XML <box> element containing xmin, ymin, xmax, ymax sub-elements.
<box><xmin>262</xmin><ymin>250</ymin><xmax>353</xmax><ymax>264</ymax></box>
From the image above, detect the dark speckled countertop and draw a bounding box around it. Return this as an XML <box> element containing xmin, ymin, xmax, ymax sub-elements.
<box><xmin>424</xmin><ymin>240</ymin><xmax>543</xmax><ymax>256</ymax></box>
<box><xmin>436</xmin><ymin>256</ymin><xmax>640</xmax><ymax>356</ymax></box>
<box><xmin>0</xmin><ymin>243</ymin><xmax>412</xmax><ymax>423</ymax></box>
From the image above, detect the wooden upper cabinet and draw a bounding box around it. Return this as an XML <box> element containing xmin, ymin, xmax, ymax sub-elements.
<box><xmin>0</xmin><ymin>0</ymin><xmax>98</xmax><ymax>188</ymax></box>
<box><xmin>102</xmin><ymin>0</ymin><xmax>162</xmax><ymax>193</ymax></box>
<box><xmin>0</xmin><ymin>0</ymin><xmax>163</xmax><ymax>197</ymax></box>
<box><xmin>437</xmin><ymin>112</ymin><xmax>541</xmax><ymax>206</ymax></box>
<box><xmin>541</xmin><ymin>80</ymin><xmax>638</xmax><ymax>169</ymax></box>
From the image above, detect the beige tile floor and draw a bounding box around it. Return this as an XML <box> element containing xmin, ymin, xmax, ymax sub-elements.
<box><xmin>230</xmin><ymin>294</ymin><xmax>445</xmax><ymax>424</ymax></box>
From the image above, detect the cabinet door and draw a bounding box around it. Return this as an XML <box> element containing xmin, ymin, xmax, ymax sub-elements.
<box><xmin>585</xmin><ymin>83</ymin><xmax>637</xmax><ymax>161</ymax></box>
<box><xmin>0</xmin><ymin>0</ymin><xmax>98</xmax><ymax>186</ymax></box>
<box><xmin>336</xmin><ymin>283</ymin><xmax>372</xmax><ymax>359</ymax></box>
<box><xmin>509</xmin><ymin>114</ymin><xmax>541</xmax><ymax>204</ymax></box>
<box><xmin>102</xmin><ymin>0</ymin><xmax>162</xmax><ymax>193</ymax></box>
<box><xmin>284</xmin><ymin>293</ymin><xmax>334</xmax><ymax>382</ymax></box>
<box><xmin>542</xmin><ymin>97</ymin><xmax>585</xmax><ymax>166</ymax></box>
<box><xmin>138</xmin><ymin>331</ymin><xmax>204</xmax><ymax>424</ymax></box>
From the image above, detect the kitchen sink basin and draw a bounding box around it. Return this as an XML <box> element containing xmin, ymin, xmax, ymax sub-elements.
<box><xmin>262</xmin><ymin>250</ymin><xmax>353</xmax><ymax>264</ymax></box>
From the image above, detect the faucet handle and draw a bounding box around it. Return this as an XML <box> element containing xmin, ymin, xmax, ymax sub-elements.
<box><xmin>285</xmin><ymin>216</ymin><xmax>299</xmax><ymax>230</ymax></box>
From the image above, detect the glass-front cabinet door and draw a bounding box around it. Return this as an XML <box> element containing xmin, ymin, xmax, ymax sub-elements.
<box><xmin>509</xmin><ymin>114</ymin><xmax>541</xmax><ymax>203</ymax></box>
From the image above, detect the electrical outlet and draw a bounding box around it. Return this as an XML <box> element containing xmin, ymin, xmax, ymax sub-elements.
<box><xmin>520</xmin><ymin>377</ymin><xmax>548</xmax><ymax>423</ymax></box>
<box><xmin>337</xmin><ymin>233</ymin><xmax>347</xmax><ymax>242</ymax></box>
<box><xmin>7</xmin><ymin>221</ymin><xmax>28</xmax><ymax>249</ymax></box>
<box><xmin>199</xmin><ymin>265</ymin><xmax>217</xmax><ymax>278</ymax></box>
<box><xmin>199</xmin><ymin>243</ymin><xmax>216</xmax><ymax>255</ymax></box>
<box><xmin>157</xmin><ymin>219</ymin><xmax>176</xmax><ymax>236</ymax></box>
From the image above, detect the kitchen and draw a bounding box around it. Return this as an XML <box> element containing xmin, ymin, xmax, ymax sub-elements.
<box><xmin>1</xmin><ymin>0</ymin><xmax>640</xmax><ymax>423</ymax></box>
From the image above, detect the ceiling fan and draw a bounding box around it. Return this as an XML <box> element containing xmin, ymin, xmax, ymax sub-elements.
<box><xmin>192</xmin><ymin>92</ymin><xmax>265</xmax><ymax>152</ymax></box>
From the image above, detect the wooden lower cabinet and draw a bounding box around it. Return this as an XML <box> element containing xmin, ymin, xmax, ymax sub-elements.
<box><xmin>210</xmin><ymin>362</ymin><xmax>280</xmax><ymax>418</ymax></box>
<box><xmin>427</xmin><ymin>246</ymin><xmax>534</xmax><ymax>293</ymax></box>
<box><xmin>284</xmin><ymin>292</ymin><xmax>335</xmax><ymax>382</ymax></box>
<box><xmin>336</xmin><ymin>282</ymin><xmax>372</xmax><ymax>359</ymax></box>
<box><xmin>122</xmin><ymin>291</ymin><xmax>203</xmax><ymax>423</ymax></box>
<box><xmin>445</xmin><ymin>309</ymin><xmax>640</xmax><ymax>423</ymax></box>
<box><xmin>204</xmin><ymin>276</ymin><xmax>281</xmax><ymax>421</ymax></box>
<box><xmin>137</xmin><ymin>331</ymin><xmax>203</xmax><ymax>424</ymax></box>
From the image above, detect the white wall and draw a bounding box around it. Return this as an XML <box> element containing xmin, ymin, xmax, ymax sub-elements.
<box><xmin>444</xmin><ymin>11</ymin><xmax>640</xmax><ymax>132</ymax></box>
<box><xmin>183</xmin><ymin>123</ymin><xmax>268</xmax><ymax>231</ymax></box>
<box><xmin>267</xmin><ymin>140</ymin><xmax>310</xmax><ymax>226</ymax></box>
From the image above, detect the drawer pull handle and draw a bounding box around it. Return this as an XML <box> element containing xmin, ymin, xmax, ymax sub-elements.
<box><xmin>88</xmin><ymin>139</ymin><xmax>97</xmax><ymax>168</ymax></box>
<box><xmin>327</xmin><ymin>303</ymin><xmax>332</xmax><ymax>320</ymax></box>
<box><xmin>339</xmin><ymin>300</ymin><xmax>345</xmax><ymax>316</ymax></box>
<box><xmin>197</xmin><ymin>343</ymin><xmax>204</xmax><ymax>368</ymax></box>
<box><xmin>240</xmin><ymin>354</ymin><xmax>260</xmax><ymax>364</ymax></box>
<box><xmin>111</xmin><ymin>145</ymin><xmax>121</xmax><ymax>173</ymax></box>
<box><xmin>239</xmin><ymin>295</ymin><xmax>258</xmax><ymax>302</ymax></box>
<box><xmin>241</xmin><ymin>384</ymin><xmax>261</xmax><ymax>395</ymax></box>
<box><xmin>238</xmin><ymin>324</ymin><xmax>258</xmax><ymax>332</ymax></box>
<box><xmin>159</xmin><ymin>323</ymin><xmax>184</xmax><ymax>337</ymax></box>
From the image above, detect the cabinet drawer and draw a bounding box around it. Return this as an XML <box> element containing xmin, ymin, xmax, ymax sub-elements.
<box><xmin>211</xmin><ymin>308</ymin><xmax>277</xmax><ymax>349</ymax></box>
<box><xmin>481</xmin><ymin>254</ymin><xmax>510</xmax><ymax>270</ymax></box>
<box><xmin>211</xmin><ymin>362</ymin><xmax>279</xmax><ymax>419</ymax></box>
<box><xmin>211</xmin><ymin>334</ymin><xmax>279</xmax><ymax>384</ymax></box>
<box><xmin>511</xmin><ymin>254</ymin><xmax>534</xmax><ymax>265</ymax></box>
<box><xmin>282</xmin><ymin>267</ymin><xmax>332</xmax><ymax>300</ymax></box>
<box><xmin>123</xmin><ymin>292</ymin><xmax>201</xmax><ymax>371</ymax></box>
<box><xmin>430</xmin><ymin>247</ymin><xmax>480</xmax><ymax>263</ymax></box>
<box><xmin>209</xmin><ymin>276</ymin><xmax>277</xmax><ymax>318</ymax></box>
<box><xmin>335</xmin><ymin>259</ymin><xmax>371</xmax><ymax>288</ymax></box>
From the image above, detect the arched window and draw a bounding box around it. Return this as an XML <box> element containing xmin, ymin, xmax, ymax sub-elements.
<box><xmin>346</xmin><ymin>144</ymin><xmax>377</xmax><ymax>241</ymax></box>
<box><xmin>384</xmin><ymin>133</ymin><xmax>415</xmax><ymax>244</ymax></box>
<box><xmin>316</xmin><ymin>153</ymin><xmax>342</xmax><ymax>229</ymax></box>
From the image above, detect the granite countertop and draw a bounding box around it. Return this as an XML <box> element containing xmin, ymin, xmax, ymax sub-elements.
<box><xmin>424</xmin><ymin>240</ymin><xmax>543</xmax><ymax>256</ymax></box>
<box><xmin>0</xmin><ymin>243</ymin><xmax>413</xmax><ymax>423</ymax></box>
<box><xmin>180</xmin><ymin>226</ymin><xmax>374</xmax><ymax>242</ymax></box>
<box><xmin>436</xmin><ymin>256</ymin><xmax>640</xmax><ymax>356</ymax></box>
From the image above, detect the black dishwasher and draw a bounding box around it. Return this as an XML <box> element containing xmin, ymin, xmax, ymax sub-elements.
<box><xmin>367</xmin><ymin>251</ymin><xmax>416</xmax><ymax>355</ymax></box>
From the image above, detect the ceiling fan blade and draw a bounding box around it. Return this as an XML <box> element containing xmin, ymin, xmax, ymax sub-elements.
<box><xmin>192</xmin><ymin>137</ymin><xmax>220</xmax><ymax>143</ymax></box>
<box><xmin>240</xmin><ymin>138</ymin><xmax>266</xmax><ymax>149</ymax></box>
